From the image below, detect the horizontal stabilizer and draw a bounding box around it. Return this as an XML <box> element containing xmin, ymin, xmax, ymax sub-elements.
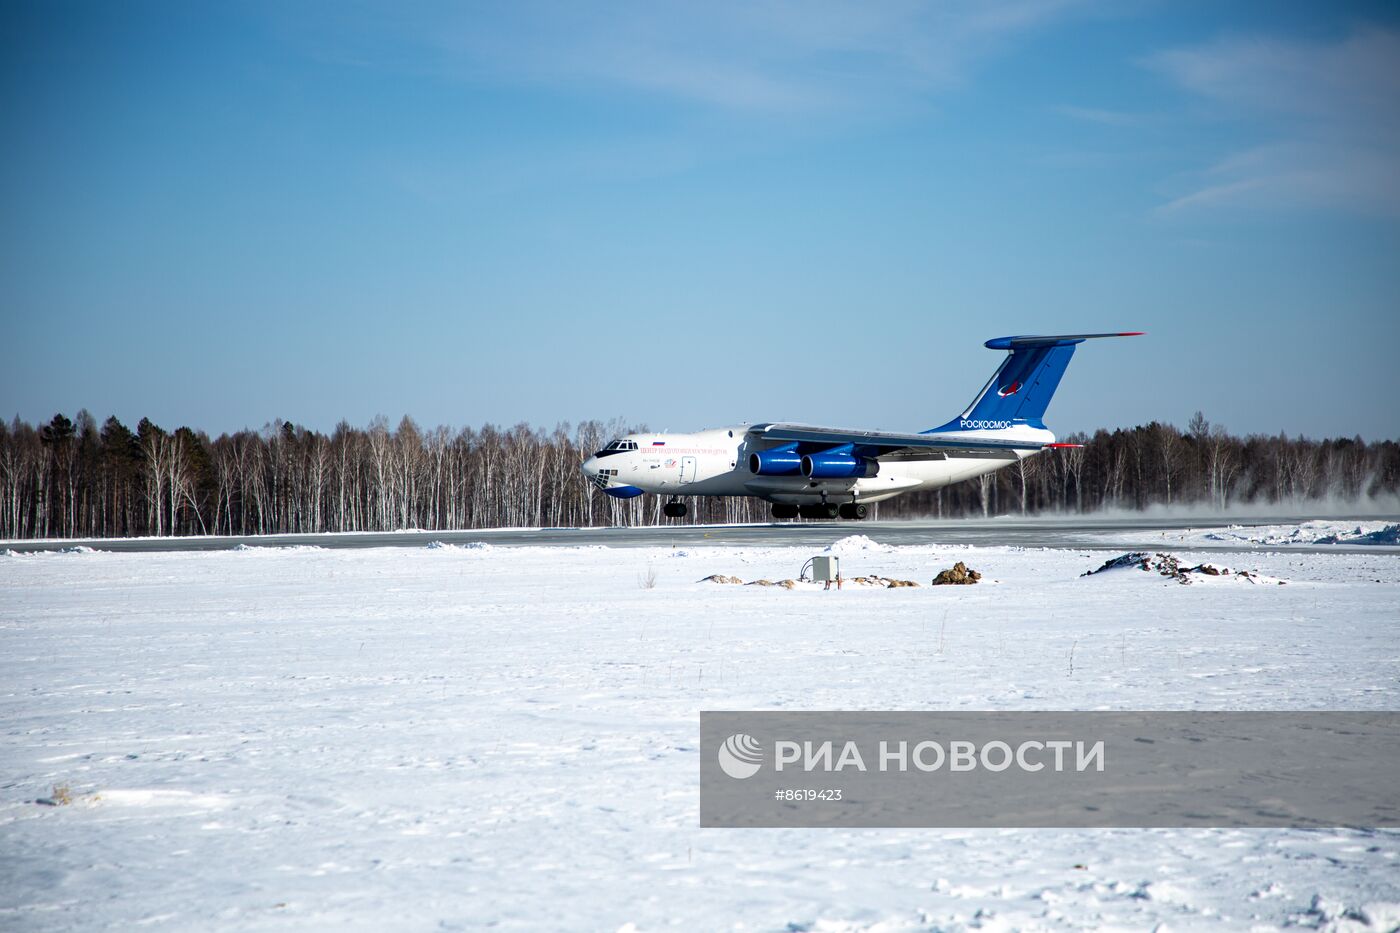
<box><xmin>985</xmin><ymin>332</ymin><xmax>1143</xmax><ymax>349</ymax></box>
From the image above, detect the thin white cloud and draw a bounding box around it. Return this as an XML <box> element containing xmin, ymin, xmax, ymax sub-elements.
<box><xmin>1147</xmin><ymin>27</ymin><xmax>1400</xmax><ymax>216</ymax></box>
<box><xmin>1053</xmin><ymin>104</ymin><xmax>1152</xmax><ymax>127</ymax></box>
<box><xmin>290</xmin><ymin>0</ymin><xmax>1091</xmax><ymax>116</ymax></box>
<box><xmin>269</xmin><ymin>0</ymin><xmax>1099</xmax><ymax>201</ymax></box>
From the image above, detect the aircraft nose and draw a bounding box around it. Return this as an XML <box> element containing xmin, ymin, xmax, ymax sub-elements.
<box><xmin>580</xmin><ymin>455</ymin><xmax>598</xmax><ymax>476</ymax></box>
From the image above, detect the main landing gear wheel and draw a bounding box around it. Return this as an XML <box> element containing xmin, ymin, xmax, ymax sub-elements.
<box><xmin>838</xmin><ymin>503</ymin><xmax>868</xmax><ymax>520</ymax></box>
<box><xmin>662</xmin><ymin>501</ymin><xmax>688</xmax><ymax>518</ymax></box>
<box><xmin>770</xmin><ymin>503</ymin><xmax>799</xmax><ymax>520</ymax></box>
<box><xmin>799</xmin><ymin>503</ymin><xmax>840</xmax><ymax>520</ymax></box>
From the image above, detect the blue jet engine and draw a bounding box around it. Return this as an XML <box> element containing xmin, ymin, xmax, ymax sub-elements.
<box><xmin>748</xmin><ymin>444</ymin><xmax>802</xmax><ymax>476</ymax></box>
<box><xmin>801</xmin><ymin>446</ymin><xmax>879</xmax><ymax>479</ymax></box>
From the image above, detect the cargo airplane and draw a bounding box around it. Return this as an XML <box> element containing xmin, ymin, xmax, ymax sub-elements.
<box><xmin>581</xmin><ymin>333</ymin><xmax>1141</xmax><ymax>520</ymax></box>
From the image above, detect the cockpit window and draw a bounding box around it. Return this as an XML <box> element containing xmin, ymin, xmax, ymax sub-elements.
<box><xmin>593</xmin><ymin>439</ymin><xmax>638</xmax><ymax>458</ymax></box>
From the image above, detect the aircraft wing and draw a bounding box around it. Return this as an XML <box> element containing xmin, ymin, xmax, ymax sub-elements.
<box><xmin>747</xmin><ymin>422</ymin><xmax>1047</xmax><ymax>453</ymax></box>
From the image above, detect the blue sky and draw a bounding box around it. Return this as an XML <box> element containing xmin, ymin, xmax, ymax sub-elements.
<box><xmin>3</xmin><ymin>0</ymin><xmax>1398</xmax><ymax>440</ymax></box>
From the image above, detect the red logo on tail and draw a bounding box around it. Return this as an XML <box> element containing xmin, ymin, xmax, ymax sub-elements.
<box><xmin>997</xmin><ymin>381</ymin><xmax>1022</xmax><ymax>397</ymax></box>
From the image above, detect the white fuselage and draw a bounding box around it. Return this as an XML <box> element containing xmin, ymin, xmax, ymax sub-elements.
<box><xmin>581</xmin><ymin>425</ymin><xmax>1041</xmax><ymax>505</ymax></box>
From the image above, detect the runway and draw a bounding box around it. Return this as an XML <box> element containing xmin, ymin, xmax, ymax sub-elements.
<box><xmin>4</xmin><ymin>514</ymin><xmax>1397</xmax><ymax>555</ymax></box>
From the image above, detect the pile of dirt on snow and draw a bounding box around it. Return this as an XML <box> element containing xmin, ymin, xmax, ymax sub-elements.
<box><xmin>848</xmin><ymin>575</ymin><xmax>921</xmax><ymax>588</ymax></box>
<box><xmin>931</xmin><ymin>561</ymin><xmax>981</xmax><ymax>586</ymax></box>
<box><xmin>1082</xmin><ymin>552</ymin><xmax>1281</xmax><ymax>585</ymax></box>
<box><xmin>699</xmin><ymin>573</ymin><xmax>915</xmax><ymax>589</ymax></box>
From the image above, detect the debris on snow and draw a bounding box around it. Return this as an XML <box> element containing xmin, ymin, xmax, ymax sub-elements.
<box><xmin>848</xmin><ymin>575</ymin><xmax>921</xmax><ymax>588</ymax></box>
<box><xmin>931</xmin><ymin>561</ymin><xmax>981</xmax><ymax>586</ymax></box>
<box><xmin>36</xmin><ymin>783</ymin><xmax>74</xmax><ymax>806</ymax></box>
<box><xmin>703</xmin><ymin>572</ymin><xmax>916</xmax><ymax>589</ymax></box>
<box><xmin>1082</xmin><ymin>552</ymin><xmax>1286</xmax><ymax>585</ymax></box>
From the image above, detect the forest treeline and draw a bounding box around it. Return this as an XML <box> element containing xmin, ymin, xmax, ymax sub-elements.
<box><xmin>1</xmin><ymin>410</ymin><xmax>1397</xmax><ymax>539</ymax></box>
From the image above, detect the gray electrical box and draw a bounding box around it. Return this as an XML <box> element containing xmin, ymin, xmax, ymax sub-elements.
<box><xmin>811</xmin><ymin>555</ymin><xmax>840</xmax><ymax>583</ymax></box>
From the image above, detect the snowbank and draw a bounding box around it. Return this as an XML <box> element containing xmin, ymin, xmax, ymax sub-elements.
<box><xmin>1108</xmin><ymin>520</ymin><xmax>1400</xmax><ymax>549</ymax></box>
<box><xmin>823</xmin><ymin>533</ymin><xmax>891</xmax><ymax>554</ymax></box>
<box><xmin>231</xmin><ymin>543</ymin><xmax>324</xmax><ymax>553</ymax></box>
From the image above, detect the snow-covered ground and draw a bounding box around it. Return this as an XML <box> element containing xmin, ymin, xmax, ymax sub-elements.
<box><xmin>2</xmin><ymin>536</ymin><xmax>1399</xmax><ymax>931</ymax></box>
<box><xmin>1088</xmin><ymin>519</ymin><xmax>1400</xmax><ymax>549</ymax></box>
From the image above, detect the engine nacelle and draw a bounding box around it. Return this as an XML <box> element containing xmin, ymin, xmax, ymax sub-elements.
<box><xmin>749</xmin><ymin>446</ymin><xmax>802</xmax><ymax>476</ymax></box>
<box><xmin>801</xmin><ymin>452</ymin><xmax>879</xmax><ymax>479</ymax></box>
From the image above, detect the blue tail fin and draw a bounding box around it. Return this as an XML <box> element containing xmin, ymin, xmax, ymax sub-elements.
<box><xmin>928</xmin><ymin>333</ymin><xmax>1142</xmax><ymax>432</ymax></box>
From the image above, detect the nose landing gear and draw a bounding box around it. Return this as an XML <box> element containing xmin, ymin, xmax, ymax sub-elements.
<box><xmin>662</xmin><ymin>500</ymin><xmax>688</xmax><ymax>519</ymax></box>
